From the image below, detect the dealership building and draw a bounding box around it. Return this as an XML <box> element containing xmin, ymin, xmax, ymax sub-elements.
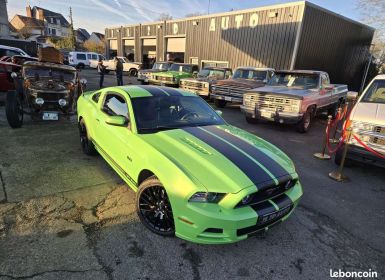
<box><xmin>105</xmin><ymin>1</ymin><xmax>374</xmax><ymax>90</ymax></box>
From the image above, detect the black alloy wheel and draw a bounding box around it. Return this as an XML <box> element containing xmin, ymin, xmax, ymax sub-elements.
<box><xmin>78</xmin><ymin>119</ymin><xmax>97</xmax><ymax>155</ymax></box>
<box><xmin>136</xmin><ymin>176</ymin><xmax>175</xmax><ymax>236</ymax></box>
<box><xmin>5</xmin><ymin>90</ymin><xmax>23</xmax><ymax>128</ymax></box>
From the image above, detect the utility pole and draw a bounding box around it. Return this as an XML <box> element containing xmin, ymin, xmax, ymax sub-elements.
<box><xmin>69</xmin><ymin>7</ymin><xmax>76</xmax><ymax>50</ymax></box>
<box><xmin>208</xmin><ymin>0</ymin><xmax>210</xmax><ymax>14</ymax></box>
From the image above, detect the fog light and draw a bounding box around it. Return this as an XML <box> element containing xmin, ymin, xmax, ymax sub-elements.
<box><xmin>58</xmin><ymin>99</ymin><xmax>67</xmax><ymax>106</ymax></box>
<box><xmin>35</xmin><ymin>98</ymin><xmax>44</xmax><ymax>105</ymax></box>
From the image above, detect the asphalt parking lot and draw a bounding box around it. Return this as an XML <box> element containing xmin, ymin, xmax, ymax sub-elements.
<box><xmin>0</xmin><ymin>69</ymin><xmax>384</xmax><ymax>280</ymax></box>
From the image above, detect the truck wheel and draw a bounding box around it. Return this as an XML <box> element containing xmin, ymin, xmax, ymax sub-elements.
<box><xmin>334</xmin><ymin>144</ymin><xmax>352</xmax><ymax>166</ymax></box>
<box><xmin>129</xmin><ymin>69</ymin><xmax>138</xmax><ymax>77</ymax></box>
<box><xmin>245</xmin><ymin>116</ymin><xmax>258</xmax><ymax>124</ymax></box>
<box><xmin>296</xmin><ymin>107</ymin><xmax>313</xmax><ymax>133</ymax></box>
<box><xmin>214</xmin><ymin>99</ymin><xmax>227</xmax><ymax>108</ymax></box>
<box><xmin>5</xmin><ymin>91</ymin><xmax>23</xmax><ymax>128</ymax></box>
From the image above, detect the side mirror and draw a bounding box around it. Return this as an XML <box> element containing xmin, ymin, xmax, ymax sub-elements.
<box><xmin>347</xmin><ymin>91</ymin><xmax>358</xmax><ymax>101</ymax></box>
<box><xmin>105</xmin><ymin>115</ymin><xmax>128</xmax><ymax>126</ymax></box>
<box><xmin>215</xmin><ymin>110</ymin><xmax>223</xmax><ymax>116</ymax></box>
<box><xmin>11</xmin><ymin>72</ymin><xmax>18</xmax><ymax>79</ymax></box>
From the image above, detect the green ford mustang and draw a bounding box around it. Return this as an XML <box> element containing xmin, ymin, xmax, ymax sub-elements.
<box><xmin>77</xmin><ymin>85</ymin><xmax>303</xmax><ymax>244</ymax></box>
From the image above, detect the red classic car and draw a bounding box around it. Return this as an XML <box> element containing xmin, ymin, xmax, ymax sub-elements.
<box><xmin>0</xmin><ymin>60</ymin><xmax>21</xmax><ymax>103</ymax></box>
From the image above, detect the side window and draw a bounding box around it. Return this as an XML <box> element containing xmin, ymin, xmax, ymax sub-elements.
<box><xmin>92</xmin><ymin>92</ymin><xmax>101</xmax><ymax>103</ymax></box>
<box><xmin>321</xmin><ymin>75</ymin><xmax>329</xmax><ymax>88</ymax></box>
<box><xmin>225</xmin><ymin>70</ymin><xmax>232</xmax><ymax>78</ymax></box>
<box><xmin>6</xmin><ymin>50</ymin><xmax>20</xmax><ymax>57</ymax></box>
<box><xmin>77</xmin><ymin>53</ymin><xmax>86</xmax><ymax>60</ymax></box>
<box><xmin>102</xmin><ymin>93</ymin><xmax>129</xmax><ymax>119</ymax></box>
<box><xmin>87</xmin><ymin>54</ymin><xmax>92</xmax><ymax>59</ymax></box>
<box><xmin>92</xmin><ymin>54</ymin><xmax>97</xmax><ymax>60</ymax></box>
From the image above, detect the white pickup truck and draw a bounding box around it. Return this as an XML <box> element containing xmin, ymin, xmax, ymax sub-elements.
<box><xmin>335</xmin><ymin>75</ymin><xmax>385</xmax><ymax>168</ymax></box>
<box><xmin>89</xmin><ymin>56</ymin><xmax>141</xmax><ymax>76</ymax></box>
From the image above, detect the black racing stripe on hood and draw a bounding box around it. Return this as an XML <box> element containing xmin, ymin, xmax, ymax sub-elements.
<box><xmin>135</xmin><ymin>85</ymin><xmax>168</xmax><ymax>96</ymax></box>
<box><xmin>250</xmin><ymin>200</ymin><xmax>276</xmax><ymax>217</ymax></box>
<box><xmin>203</xmin><ymin>126</ymin><xmax>289</xmax><ymax>179</ymax></box>
<box><xmin>271</xmin><ymin>194</ymin><xmax>293</xmax><ymax>210</ymax></box>
<box><xmin>183</xmin><ymin>126</ymin><xmax>273</xmax><ymax>186</ymax></box>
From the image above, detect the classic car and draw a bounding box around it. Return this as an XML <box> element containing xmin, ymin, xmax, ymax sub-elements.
<box><xmin>241</xmin><ymin>70</ymin><xmax>348</xmax><ymax>132</ymax></box>
<box><xmin>149</xmin><ymin>63</ymin><xmax>199</xmax><ymax>87</ymax></box>
<box><xmin>211</xmin><ymin>67</ymin><xmax>275</xmax><ymax>108</ymax></box>
<box><xmin>77</xmin><ymin>85</ymin><xmax>302</xmax><ymax>244</ymax></box>
<box><xmin>179</xmin><ymin>67</ymin><xmax>232</xmax><ymax>97</ymax></box>
<box><xmin>90</xmin><ymin>56</ymin><xmax>142</xmax><ymax>76</ymax></box>
<box><xmin>0</xmin><ymin>60</ymin><xmax>21</xmax><ymax>104</ymax></box>
<box><xmin>137</xmin><ymin>62</ymin><xmax>173</xmax><ymax>84</ymax></box>
<box><xmin>5</xmin><ymin>61</ymin><xmax>86</xmax><ymax>128</ymax></box>
<box><xmin>336</xmin><ymin>75</ymin><xmax>385</xmax><ymax>167</ymax></box>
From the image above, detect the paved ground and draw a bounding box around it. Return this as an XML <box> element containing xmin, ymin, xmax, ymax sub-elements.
<box><xmin>0</xmin><ymin>69</ymin><xmax>384</xmax><ymax>280</ymax></box>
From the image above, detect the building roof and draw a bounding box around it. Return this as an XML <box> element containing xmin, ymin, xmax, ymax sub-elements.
<box><xmin>11</xmin><ymin>14</ymin><xmax>45</xmax><ymax>29</ymax></box>
<box><xmin>77</xmin><ymin>28</ymin><xmax>90</xmax><ymax>39</ymax></box>
<box><xmin>91</xmin><ymin>32</ymin><xmax>105</xmax><ymax>41</ymax></box>
<box><xmin>32</xmin><ymin>6</ymin><xmax>70</xmax><ymax>27</ymax></box>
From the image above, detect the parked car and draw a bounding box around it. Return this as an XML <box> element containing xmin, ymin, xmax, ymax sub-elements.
<box><xmin>5</xmin><ymin>61</ymin><xmax>86</xmax><ymax>128</ymax></box>
<box><xmin>241</xmin><ymin>70</ymin><xmax>348</xmax><ymax>132</ymax></box>
<box><xmin>179</xmin><ymin>67</ymin><xmax>233</xmax><ymax>97</ymax></box>
<box><xmin>137</xmin><ymin>62</ymin><xmax>173</xmax><ymax>84</ymax></box>
<box><xmin>0</xmin><ymin>61</ymin><xmax>21</xmax><ymax>103</ymax></box>
<box><xmin>68</xmin><ymin>51</ymin><xmax>103</xmax><ymax>68</ymax></box>
<box><xmin>77</xmin><ymin>85</ymin><xmax>302</xmax><ymax>244</ymax></box>
<box><xmin>90</xmin><ymin>56</ymin><xmax>141</xmax><ymax>76</ymax></box>
<box><xmin>149</xmin><ymin>63</ymin><xmax>199</xmax><ymax>87</ymax></box>
<box><xmin>0</xmin><ymin>45</ymin><xmax>30</xmax><ymax>58</ymax></box>
<box><xmin>211</xmin><ymin>67</ymin><xmax>274</xmax><ymax>108</ymax></box>
<box><xmin>336</xmin><ymin>75</ymin><xmax>385</xmax><ymax>167</ymax></box>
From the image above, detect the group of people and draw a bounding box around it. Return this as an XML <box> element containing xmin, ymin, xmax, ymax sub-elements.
<box><xmin>97</xmin><ymin>57</ymin><xmax>124</xmax><ymax>89</ymax></box>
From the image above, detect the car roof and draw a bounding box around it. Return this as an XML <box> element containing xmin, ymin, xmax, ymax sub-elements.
<box><xmin>119</xmin><ymin>85</ymin><xmax>197</xmax><ymax>98</ymax></box>
<box><xmin>276</xmin><ymin>69</ymin><xmax>326</xmax><ymax>75</ymax></box>
<box><xmin>172</xmin><ymin>63</ymin><xmax>197</xmax><ymax>66</ymax></box>
<box><xmin>235</xmin><ymin>66</ymin><xmax>274</xmax><ymax>71</ymax></box>
<box><xmin>0</xmin><ymin>45</ymin><xmax>24</xmax><ymax>51</ymax></box>
<box><xmin>202</xmin><ymin>66</ymin><xmax>232</xmax><ymax>71</ymax></box>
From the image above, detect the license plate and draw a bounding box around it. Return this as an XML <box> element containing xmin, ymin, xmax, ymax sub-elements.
<box><xmin>42</xmin><ymin>112</ymin><xmax>59</xmax><ymax>121</ymax></box>
<box><xmin>258</xmin><ymin>205</ymin><xmax>292</xmax><ymax>225</ymax></box>
<box><xmin>225</xmin><ymin>96</ymin><xmax>232</xmax><ymax>101</ymax></box>
<box><xmin>261</xmin><ymin>111</ymin><xmax>273</xmax><ymax>118</ymax></box>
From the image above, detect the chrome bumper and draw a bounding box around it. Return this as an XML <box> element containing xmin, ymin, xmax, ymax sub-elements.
<box><xmin>240</xmin><ymin>105</ymin><xmax>303</xmax><ymax>124</ymax></box>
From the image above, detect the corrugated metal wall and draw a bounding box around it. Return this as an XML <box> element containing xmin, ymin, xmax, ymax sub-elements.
<box><xmin>294</xmin><ymin>3</ymin><xmax>374</xmax><ymax>90</ymax></box>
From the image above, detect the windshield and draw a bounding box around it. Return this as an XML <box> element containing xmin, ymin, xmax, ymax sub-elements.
<box><xmin>153</xmin><ymin>63</ymin><xmax>169</xmax><ymax>70</ymax></box>
<box><xmin>169</xmin><ymin>64</ymin><xmax>192</xmax><ymax>73</ymax></box>
<box><xmin>132</xmin><ymin>96</ymin><xmax>225</xmax><ymax>133</ymax></box>
<box><xmin>268</xmin><ymin>73</ymin><xmax>319</xmax><ymax>89</ymax></box>
<box><xmin>198</xmin><ymin>69</ymin><xmax>225</xmax><ymax>79</ymax></box>
<box><xmin>233</xmin><ymin>69</ymin><xmax>267</xmax><ymax>81</ymax></box>
<box><xmin>24</xmin><ymin>67</ymin><xmax>75</xmax><ymax>81</ymax></box>
<box><xmin>362</xmin><ymin>79</ymin><xmax>385</xmax><ymax>104</ymax></box>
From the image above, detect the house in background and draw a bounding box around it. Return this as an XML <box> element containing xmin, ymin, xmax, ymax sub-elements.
<box><xmin>9</xmin><ymin>15</ymin><xmax>45</xmax><ymax>40</ymax></box>
<box><xmin>76</xmin><ymin>28</ymin><xmax>90</xmax><ymax>43</ymax></box>
<box><xmin>88</xmin><ymin>32</ymin><xmax>105</xmax><ymax>44</ymax></box>
<box><xmin>26</xmin><ymin>5</ymin><xmax>70</xmax><ymax>38</ymax></box>
<box><xmin>0</xmin><ymin>0</ymin><xmax>10</xmax><ymax>38</ymax></box>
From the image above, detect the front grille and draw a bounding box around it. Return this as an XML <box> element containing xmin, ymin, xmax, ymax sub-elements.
<box><xmin>370</xmin><ymin>136</ymin><xmax>385</xmax><ymax>146</ymax></box>
<box><xmin>182</xmin><ymin>81</ymin><xmax>204</xmax><ymax>89</ymax></box>
<box><xmin>37</xmin><ymin>92</ymin><xmax>67</xmax><ymax>102</ymax></box>
<box><xmin>374</xmin><ymin>126</ymin><xmax>385</xmax><ymax>135</ymax></box>
<box><xmin>212</xmin><ymin>84</ymin><xmax>251</xmax><ymax>98</ymax></box>
<box><xmin>235</xmin><ymin>178</ymin><xmax>297</xmax><ymax>208</ymax></box>
<box><xmin>155</xmin><ymin>76</ymin><xmax>173</xmax><ymax>82</ymax></box>
<box><xmin>244</xmin><ymin>93</ymin><xmax>300</xmax><ymax>112</ymax></box>
<box><xmin>203</xmin><ymin>228</ymin><xmax>223</xmax><ymax>233</ymax></box>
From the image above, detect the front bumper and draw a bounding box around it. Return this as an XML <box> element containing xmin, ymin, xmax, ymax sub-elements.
<box><xmin>180</xmin><ymin>86</ymin><xmax>210</xmax><ymax>96</ymax></box>
<box><xmin>148</xmin><ymin>79</ymin><xmax>178</xmax><ymax>87</ymax></box>
<box><xmin>240</xmin><ymin>105</ymin><xmax>303</xmax><ymax>124</ymax></box>
<box><xmin>174</xmin><ymin>181</ymin><xmax>303</xmax><ymax>244</ymax></box>
<box><xmin>212</xmin><ymin>94</ymin><xmax>242</xmax><ymax>103</ymax></box>
<box><xmin>347</xmin><ymin>144</ymin><xmax>385</xmax><ymax>168</ymax></box>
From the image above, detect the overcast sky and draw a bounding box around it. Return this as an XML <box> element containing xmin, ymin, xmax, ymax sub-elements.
<box><xmin>7</xmin><ymin>0</ymin><xmax>363</xmax><ymax>34</ymax></box>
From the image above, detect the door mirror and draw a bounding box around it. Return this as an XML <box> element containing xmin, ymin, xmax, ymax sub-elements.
<box><xmin>105</xmin><ymin>115</ymin><xmax>128</xmax><ymax>126</ymax></box>
<box><xmin>324</xmin><ymin>85</ymin><xmax>334</xmax><ymax>91</ymax></box>
<box><xmin>347</xmin><ymin>91</ymin><xmax>358</xmax><ymax>101</ymax></box>
<box><xmin>215</xmin><ymin>110</ymin><xmax>223</xmax><ymax>116</ymax></box>
<box><xmin>11</xmin><ymin>72</ymin><xmax>18</xmax><ymax>79</ymax></box>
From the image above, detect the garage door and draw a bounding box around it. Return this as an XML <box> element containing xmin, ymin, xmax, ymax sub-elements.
<box><xmin>124</xmin><ymin>39</ymin><xmax>134</xmax><ymax>46</ymax></box>
<box><xmin>109</xmin><ymin>40</ymin><xmax>117</xmax><ymax>50</ymax></box>
<box><xmin>167</xmin><ymin>37</ymin><xmax>186</xmax><ymax>53</ymax></box>
<box><xmin>143</xmin><ymin>39</ymin><xmax>156</xmax><ymax>46</ymax></box>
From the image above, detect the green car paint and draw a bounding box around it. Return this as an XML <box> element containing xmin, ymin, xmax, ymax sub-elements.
<box><xmin>77</xmin><ymin>85</ymin><xmax>303</xmax><ymax>244</ymax></box>
<box><xmin>149</xmin><ymin>64</ymin><xmax>198</xmax><ymax>86</ymax></box>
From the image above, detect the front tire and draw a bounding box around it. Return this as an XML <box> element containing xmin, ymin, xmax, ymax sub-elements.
<box><xmin>5</xmin><ymin>91</ymin><xmax>23</xmax><ymax>128</ymax></box>
<box><xmin>136</xmin><ymin>176</ymin><xmax>175</xmax><ymax>237</ymax></box>
<box><xmin>129</xmin><ymin>69</ymin><xmax>138</xmax><ymax>77</ymax></box>
<box><xmin>296</xmin><ymin>107</ymin><xmax>313</xmax><ymax>133</ymax></box>
<box><xmin>78</xmin><ymin>119</ymin><xmax>97</xmax><ymax>155</ymax></box>
<box><xmin>214</xmin><ymin>99</ymin><xmax>227</xmax><ymax>108</ymax></box>
<box><xmin>245</xmin><ymin>116</ymin><xmax>258</xmax><ymax>124</ymax></box>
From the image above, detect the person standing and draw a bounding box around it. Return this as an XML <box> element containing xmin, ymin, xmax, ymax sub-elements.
<box><xmin>115</xmin><ymin>57</ymin><xmax>124</xmax><ymax>86</ymax></box>
<box><xmin>97</xmin><ymin>58</ymin><xmax>106</xmax><ymax>89</ymax></box>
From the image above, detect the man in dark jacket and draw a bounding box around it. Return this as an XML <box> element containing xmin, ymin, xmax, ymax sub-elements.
<box><xmin>115</xmin><ymin>57</ymin><xmax>124</xmax><ymax>86</ymax></box>
<box><xmin>97</xmin><ymin>58</ymin><xmax>106</xmax><ymax>89</ymax></box>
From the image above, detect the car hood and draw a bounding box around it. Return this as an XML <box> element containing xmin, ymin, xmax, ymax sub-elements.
<box><xmin>140</xmin><ymin>124</ymin><xmax>295</xmax><ymax>194</ymax></box>
<box><xmin>215</xmin><ymin>79</ymin><xmax>265</xmax><ymax>89</ymax></box>
<box><xmin>350</xmin><ymin>102</ymin><xmax>385</xmax><ymax>124</ymax></box>
<box><xmin>248</xmin><ymin>85</ymin><xmax>313</xmax><ymax>99</ymax></box>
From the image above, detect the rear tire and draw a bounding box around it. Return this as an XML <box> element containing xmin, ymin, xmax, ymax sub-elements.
<box><xmin>5</xmin><ymin>91</ymin><xmax>23</xmax><ymax>128</ymax></box>
<box><xmin>78</xmin><ymin>119</ymin><xmax>97</xmax><ymax>155</ymax></box>
<box><xmin>129</xmin><ymin>69</ymin><xmax>138</xmax><ymax>77</ymax></box>
<box><xmin>296</xmin><ymin>107</ymin><xmax>313</xmax><ymax>133</ymax></box>
<box><xmin>136</xmin><ymin>176</ymin><xmax>175</xmax><ymax>237</ymax></box>
<box><xmin>214</xmin><ymin>99</ymin><xmax>227</xmax><ymax>108</ymax></box>
<box><xmin>245</xmin><ymin>116</ymin><xmax>258</xmax><ymax>124</ymax></box>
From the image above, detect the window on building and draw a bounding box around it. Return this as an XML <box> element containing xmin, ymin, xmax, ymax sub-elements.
<box><xmin>57</xmin><ymin>19</ymin><xmax>60</xmax><ymax>25</ymax></box>
<box><xmin>51</xmin><ymin>29</ymin><xmax>56</xmax><ymax>35</ymax></box>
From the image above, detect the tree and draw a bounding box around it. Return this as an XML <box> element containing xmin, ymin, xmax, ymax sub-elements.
<box><xmin>47</xmin><ymin>35</ymin><xmax>75</xmax><ymax>50</ymax></box>
<box><xmin>158</xmin><ymin>13</ymin><xmax>173</xmax><ymax>21</ymax></box>
<box><xmin>83</xmin><ymin>40</ymin><xmax>105</xmax><ymax>54</ymax></box>
<box><xmin>17</xmin><ymin>26</ymin><xmax>33</xmax><ymax>40</ymax></box>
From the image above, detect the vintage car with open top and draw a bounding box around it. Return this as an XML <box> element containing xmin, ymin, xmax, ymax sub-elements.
<box><xmin>240</xmin><ymin>70</ymin><xmax>348</xmax><ymax>132</ymax></box>
<box><xmin>77</xmin><ymin>85</ymin><xmax>302</xmax><ymax>244</ymax></box>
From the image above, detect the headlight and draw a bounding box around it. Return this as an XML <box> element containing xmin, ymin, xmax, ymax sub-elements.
<box><xmin>188</xmin><ymin>192</ymin><xmax>226</xmax><ymax>203</ymax></box>
<box><xmin>58</xmin><ymin>99</ymin><xmax>67</xmax><ymax>106</ymax></box>
<box><xmin>35</xmin><ymin>97</ymin><xmax>44</xmax><ymax>105</ymax></box>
